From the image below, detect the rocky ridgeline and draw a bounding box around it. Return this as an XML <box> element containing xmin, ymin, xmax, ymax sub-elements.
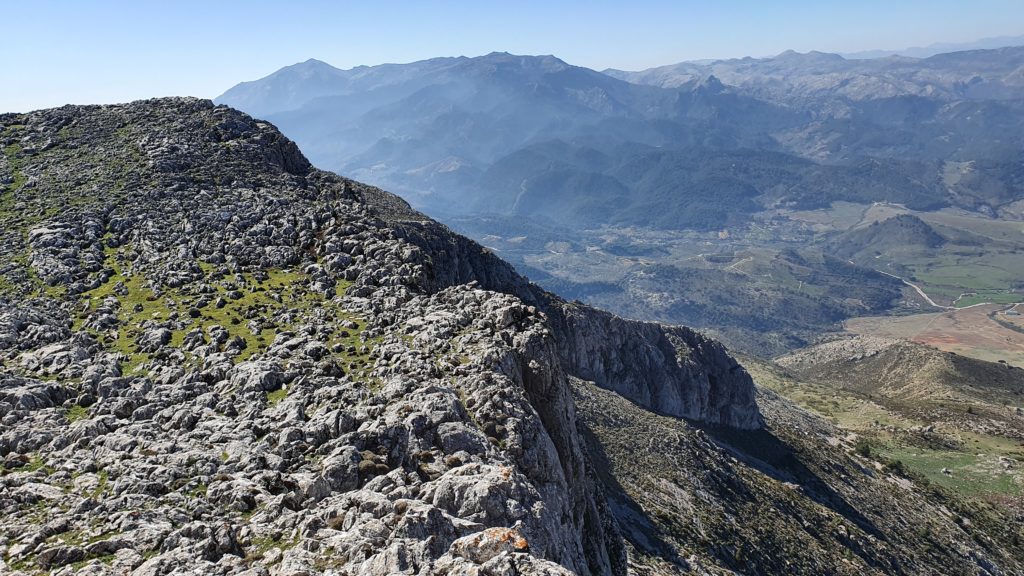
<box><xmin>0</xmin><ymin>99</ymin><xmax>758</xmax><ymax>575</ymax></box>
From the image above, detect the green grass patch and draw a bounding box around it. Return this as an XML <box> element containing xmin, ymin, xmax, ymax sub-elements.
<box><xmin>246</xmin><ymin>532</ymin><xmax>300</xmax><ymax>564</ymax></box>
<box><xmin>90</xmin><ymin>470</ymin><xmax>109</xmax><ymax>499</ymax></box>
<box><xmin>74</xmin><ymin>245</ymin><xmax>383</xmax><ymax>389</ymax></box>
<box><xmin>876</xmin><ymin>444</ymin><xmax>1023</xmax><ymax>497</ymax></box>
<box><xmin>2</xmin><ymin>142</ymin><xmax>27</xmax><ymax>193</ymax></box>
<box><xmin>6</xmin><ymin>557</ymin><xmax>36</xmax><ymax>573</ymax></box>
<box><xmin>24</xmin><ymin>454</ymin><xmax>54</xmax><ymax>475</ymax></box>
<box><xmin>66</xmin><ymin>405</ymin><xmax>89</xmax><ymax>423</ymax></box>
<box><xmin>266</xmin><ymin>388</ymin><xmax>287</xmax><ymax>406</ymax></box>
<box><xmin>78</xmin><ymin>247</ymin><xmax>371</xmax><ymax>374</ymax></box>
<box><xmin>69</xmin><ymin>553</ymin><xmax>116</xmax><ymax>571</ymax></box>
<box><xmin>188</xmin><ymin>482</ymin><xmax>208</xmax><ymax>499</ymax></box>
<box><xmin>906</xmin><ymin>253</ymin><xmax>1024</xmax><ymax>304</ymax></box>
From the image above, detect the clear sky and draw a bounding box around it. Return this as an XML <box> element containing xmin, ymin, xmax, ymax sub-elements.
<box><xmin>2</xmin><ymin>0</ymin><xmax>1022</xmax><ymax>113</ymax></box>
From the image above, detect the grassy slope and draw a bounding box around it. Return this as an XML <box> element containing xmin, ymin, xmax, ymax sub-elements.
<box><xmin>61</xmin><ymin>244</ymin><xmax>379</xmax><ymax>385</ymax></box>
<box><xmin>747</xmin><ymin>355</ymin><xmax>1024</xmax><ymax>503</ymax></box>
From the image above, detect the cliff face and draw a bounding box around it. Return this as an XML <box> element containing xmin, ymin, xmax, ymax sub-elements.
<box><xmin>0</xmin><ymin>99</ymin><xmax>755</xmax><ymax>574</ymax></box>
<box><xmin>550</xmin><ymin>306</ymin><xmax>761</xmax><ymax>429</ymax></box>
<box><xmin>368</xmin><ymin>209</ymin><xmax>762</xmax><ymax>430</ymax></box>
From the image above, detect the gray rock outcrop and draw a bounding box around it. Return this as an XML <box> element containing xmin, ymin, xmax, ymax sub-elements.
<box><xmin>0</xmin><ymin>99</ymin><xmax>758</xmax><ymax>574</ymax></box>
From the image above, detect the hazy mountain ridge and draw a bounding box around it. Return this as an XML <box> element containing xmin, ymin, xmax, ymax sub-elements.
<box><xmin>218</xmin><ymin>47</ymin><xmax>1024</xmax><ymax>224</ymax></box>
<box><xmin>841</xmin><ymin>34</ymin><xmax>1024</xmax><ymax>60</ymax></box>
<box><xmin>219</xmin><ymin>52</ymin><xmax>813</xmax><ymax>220</ymax></box>
<box><xmin>216</xmin><ymin>47</ymin><xmax>1024</xmax><ymax>355</ymax></box>
<box><xmin>606</xmin><ymin>46</ymin><xmax>1024</xmax><ymax>103</ymax></box>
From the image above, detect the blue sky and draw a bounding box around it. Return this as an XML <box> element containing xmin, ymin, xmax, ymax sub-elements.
<box><xmin>2</xmin><ymin>0</ymin><xmax>1022</xmax><ymax>112</ymax></box>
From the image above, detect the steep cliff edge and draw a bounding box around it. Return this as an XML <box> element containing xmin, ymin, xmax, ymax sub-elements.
<box><xmin>0</xmin><ymin>99</ymin><xmax>755</xmax><ymax>575</ymax></box>
<box><xmin>358</xmin><ymin>205</ymin><xmax>761</xmax><ymax>430</ymax></box>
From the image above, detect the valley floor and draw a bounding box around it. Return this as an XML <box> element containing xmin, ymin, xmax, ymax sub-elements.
<box><xmin>846</xmin><ymin>304</ymin><xmax>1024</xmax><ymax>368</ymax></box>
<box><xmin>450</xmin><ymin>201</ymin><xmax>1024</xmax><ymax>358</ymax></box>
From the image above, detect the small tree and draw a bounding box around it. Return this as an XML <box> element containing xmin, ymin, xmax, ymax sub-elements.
<box><xmin>853</xmin><ymin>438</ymin><xmax>872</xmax><ymax>458</ymax></box>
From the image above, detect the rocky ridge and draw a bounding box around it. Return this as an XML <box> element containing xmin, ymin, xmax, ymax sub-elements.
<box><xmin>3</xmin><ymin>99</ymin><xmax>1022</xmax><ymax>576</ymax></box>
<box><xmin>0</xmin><ymin>98</ymin><xmax>757</xmax><ymax>575</ymax></box>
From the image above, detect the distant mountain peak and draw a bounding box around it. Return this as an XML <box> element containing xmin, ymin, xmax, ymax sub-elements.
<box><xmin>773</xmin><ymin>49</ymin><xmax>846</xmax><ymax>62</ymax></box>
<box><xmin>695</xmin><ymin>74</ymin><xmax>725</xmax><ymax>91</ymax></box>
<box><xmin>214</xmin><ymin>57</ymin><xmax>350</xmax><ymax>116</ymax></box>
<box><xmin>473</xmin><ymin>51</ymin><xmax>571</xmax><ymax>71</ymax></box>
<box><xmin>280</xmin><ymin>58</ymin><xmax>343</xmax><ymax>75</ymax></box>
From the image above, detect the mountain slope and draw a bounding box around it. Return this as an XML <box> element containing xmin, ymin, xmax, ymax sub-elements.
<box><xmin>757</xmin><ymin>339</ymin><xmax>1024</xmax><ymax>513</ymax></box>
<box><xmin>778</xmin><ymin>336</ymin><xmax>1024</xmax><ymax>434</ymax></box>
<box><xmin>216</xmin><ymin>52</ymin><xmax>820</xmax><ymax>221</ymax></box>
<box><xmin>215</xmin><ymin>58</ymin><xmax>356</xmax><ymax>117</ymax></box>
<box><xmin>217</xmin><ymin>49</ymin><xmax>1024</xmax><ymax>221</ymax></box>
<box><xmin>575</xmin><ymin>380</ymin><xmax>1024</xmax><ymax>574</ymax></box>
<box><xmin>2</xmin><ymin>99</ymin><xmax>1021</xmax><ymax>574</ymax></box>
<box><xmin>0</xmin><ymin>98</ymin><xmax>754</xmax><ymax>575</ymax></box>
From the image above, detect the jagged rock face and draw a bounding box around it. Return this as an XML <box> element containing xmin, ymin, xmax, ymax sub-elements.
<box><xmin>370</xmin><ymin>213</ymin><xmax>762</xmax><ymax>430</ymax></box>
<box><xmin>551</xmin><ymin>306</ymin><xmax>761</xmax><ymax>429</ymax></box>
<box><xmin>0</xmin><ymin>99</ymin><xmax>754</xmax><ymax>574</ymax></box>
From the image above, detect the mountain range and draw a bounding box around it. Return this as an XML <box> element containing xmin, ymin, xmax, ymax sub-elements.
<box><xmin>216</xmin><ymin>46</ymin><xmax>1024</xmax><ymax>354</ymax></box>
<box><xmin>841</xmin><ymin>33</ymin><xmax>1024</xmax><ymax>59</ymax></box>
<box><xmin>218</xmin><ymin>47</ymin><xmax>1024</xmax><ymax>225</ymax></box>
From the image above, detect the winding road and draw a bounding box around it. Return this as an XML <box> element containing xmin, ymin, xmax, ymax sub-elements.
<box><xmin>873</xmin><ymin>269</ymin><xmax>1000</xmax><ymax>311</ymax></box>
<box><xmin>873</xmin><ymin>269</ymin><xmax>953</xmax><ymax>309</ymax></box>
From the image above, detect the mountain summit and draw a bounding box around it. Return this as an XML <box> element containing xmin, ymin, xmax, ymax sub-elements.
<box><xmin>0</xmin><ymin>98</ymin><xmax>756</xmax><ymax>574</ymax></box>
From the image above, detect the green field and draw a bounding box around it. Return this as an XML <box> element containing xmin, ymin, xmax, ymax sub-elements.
<box><xmin>878</xmin><ymin>441</ymin><xmax>1023</xmax><ymax>497</ymax></box>
<box><xmin>890</xmin><ymin>252</ymin><xmax>1024</xmax><ymax>307</ymax></box>
<box><xmin>954</xmin><ymin>292</ymin><xmax>1024</xmax><ymax>308</ymax></box>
